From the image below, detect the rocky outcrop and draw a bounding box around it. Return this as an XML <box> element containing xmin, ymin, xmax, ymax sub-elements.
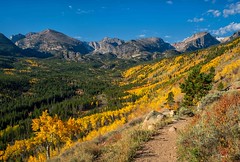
<box><xmin>116</xmin><ymin>38</ymin><xmax>174</xmax><ymax>60</ymax></box>
<box><xmin>15</xmin><ymin>29</ymin><xmax>93</xmax><ymax>60</ymax></box>
<box><xmin>9</xmin><ymin>34</ymin><xmax>26</xmax><ymax>43</ymax></box>
<box><xmin>173</xmin><ymin>32</ymin><xmax>220</xmax><ymax>52</ymax></box>
<box><xmin>13</xmin><ymin>29</ymin><xmax>176</xmax><ymax>61</ymax></box>
<box><xmin>90</xmin><ymin>37</ymin><xmax>175</xmax><ymax>60</ymax></box>
<box><xmin>89</xmin><ymin>37</ymin><xmax>125</xmax><ymax>54</ymax></box>
<box><xmin>221</xmin><ymin>30</ymin><xmax>240</xmax><ymax>43</ymax></box>
<box><xmin>142</xmin><ymin>109</ymin><xmax>175</xmax><ymax>130</ymax></box>
<box><xmin>142</xmin><ymin>110</ymin><xmax>166</xmax><ymax>130</ymax></box>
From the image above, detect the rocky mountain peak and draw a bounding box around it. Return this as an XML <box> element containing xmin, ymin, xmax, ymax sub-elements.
<box><xmin>222</xmin><ymin>30</ymin><xmax>240</xmax><ymax>43</ymax></box>
<box><xmin>15</xmin><ymin>29</ymin><xmax>93</xmax><ymax>60</ymax></box>
<box><xmin>173</xmin><ymin>32</ymin><xmax>220</xmax><ymax>52</ymax></box>
<box><xmin>88</xmin><ymin>36</ymin><xmax>174</xmax><ymax>60</ymax></box>
<box><xmin>184</xmin><ymin>32</ymin><xmax>208</xmax><ymax>42</ymax></box>
<box><xmin>10</xmin><ymin>34</ymin><xmax>26</xmax><ymax>43</ymax></box>
<box><xmin>233</xmin><ymin>30</ymin><xmax>240</xmax><ymax>37</ymax></box>
<box><xmin>25</xmin><ymin>32</ymin><xmax>37</xmax><ymax>38</ymax></box>
<box><xmin>141</xmin><ymin>37</ymin><xmax>164</xmax><ymax>42</ymax></box>
<box><xmin>100</xmin><ymin>37</ymin><xmax>125</xmax><ymax>46</ymax></box>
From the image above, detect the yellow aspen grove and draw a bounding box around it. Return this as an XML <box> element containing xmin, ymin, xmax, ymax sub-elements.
<box><xmin>32</xmin><ymin>110</ymin><xmax>70</xmax><ymax>159</ymax></box>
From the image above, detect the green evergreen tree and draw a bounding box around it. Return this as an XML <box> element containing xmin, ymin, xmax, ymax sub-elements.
<box><xmin>166</xmin><ymin>91</ymin><xmax>175</xmax><ymax>106</ymax></box>
<box><xmin>180</xmin><ymin>66</ymin><xmax>215</xmax><ymax>106</ymax></box>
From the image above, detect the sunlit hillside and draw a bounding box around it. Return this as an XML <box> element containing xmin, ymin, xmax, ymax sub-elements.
<box><xmin>1</xmin><ymin>38</ymin><xmax>240</xmax><ymax>161</ymax></box>
<box><xmin>123</xmin><ymin>37</ymin><xmax>240</xmax><ymax>106</ymax></box>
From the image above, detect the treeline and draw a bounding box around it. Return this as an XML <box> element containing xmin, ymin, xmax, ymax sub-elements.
<box><xmin>0</xmin><ymin>57</ymin><xmax>133</xmax><ymax>151</ymax></box>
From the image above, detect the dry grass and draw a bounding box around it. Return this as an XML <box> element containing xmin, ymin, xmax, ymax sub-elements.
<box><xmin>49</xmin><ymin>114</ymin><xmax>175</xmax><ymax>162</ymax></box>
<box><xmin>178</xmin><ymin>91</ymin><xmax>240</xmax><ymax>162</ymax></box>
<box><xmin>99</xmin><ymin>127</ymin><xmax>153</xmax><ymax>162</ymax></box>
<box><xmin>49</xmin><ymin>123</ymin><xmax>154</xmax><ymax>162</ymax></box>
<box><xmin>49</xmin><ymin>141</ymin><xmax>101</xmax><ymax>162</ymax></box>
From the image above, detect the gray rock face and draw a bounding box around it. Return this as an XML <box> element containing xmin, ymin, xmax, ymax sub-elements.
<box><xmin>222</xmin><ymin>30</ymin><xmax>240</xmax><ymax>43</ymax></box>
<box><xmin>173</xmin><ymin>32</ymin><xmax>220</xmax><ymax>52</ymax></box>
<box><xmin>9</xmin><ymin>34</ymin><xmax>26</xmax><ymax>43</ymax></box>
<box><xmin>13</xmin><ymin>29</ymin><xmax>175</xmax><ymax>61</ymax></box>
<box><xmin>142</xmin><ymin>110</ymin><xmax>167</xmax><ymax>130</ymax></box>
<box><xmin>231</xmin><ymin>30</ymin><xmax>240</xmax><ymax>40</ymax></box>
<box><xmin>90</xmin><ymin>37</ymin><xmax>175</xmax><ymax>60</ymax></box>
<box><xmin>15</xmin><ymin>29</ymin><xmax>93</xmax><ymax>60</ymax></box>
<box><xmin>89</xmin><ymin>37</ymin><xmax>125</xmax><ymax>54</ymax></box>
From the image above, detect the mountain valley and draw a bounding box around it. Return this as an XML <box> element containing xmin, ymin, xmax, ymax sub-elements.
<box><xmin>0</xmin><ymin>29</ymin><xmax>240</xmax><ymax>161</ymax></box>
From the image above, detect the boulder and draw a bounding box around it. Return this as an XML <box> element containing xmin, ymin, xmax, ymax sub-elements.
<box><xmin>160</xmin><ymin>108</ymin><xmax>175</xmax><ymax>117</ymax></box>
<box><xmin>142</xmin><ymin>110</ymin><xmax>166</xmax><ymax>130</ymax></box>
<box><xmin>169</xmin><ymin>126</ymin><xmax>177</xmax><ymax>132</ymax></box>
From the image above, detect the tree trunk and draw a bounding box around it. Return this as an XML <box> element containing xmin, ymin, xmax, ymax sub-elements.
<box><xmin>46</xmin><ymin>144</ymin><xmax>50</xmax><ymax>160</ymax></box>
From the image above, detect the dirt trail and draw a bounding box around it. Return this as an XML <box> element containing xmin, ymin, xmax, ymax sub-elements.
<box><xmin>134</xmin><ymin>118</ymin><xmax>191</xmax><ymax>162</ymax></box>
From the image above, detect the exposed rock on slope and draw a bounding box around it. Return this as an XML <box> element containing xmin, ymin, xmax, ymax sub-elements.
<box><xmin>89</xmin><ymin>37</ymin><xmax>125</xmax><ymax>54</ymax></box>
<box><xmin>16</xmin><ymin>29</ymin><xmax>93</xmax><ymax>60</ymax></box>
<box><xmin>13</xmin><ymin>29</ymin><xmax>227</xmax><ymax>61</ymax></box>
<box><xmin>14</xmin><ymin>29</ymin><xmax>175</xmax><ymax>61</ymax></box>
<box><xmin>222</xmin><ymin>30</ymin><xmax>240</xmax><ymax>43</ymax></box>
<box><xmin>90</xmin><ymin>37</ymin><xmax>175</xmax><ymax>60</ymax></box>
<box><xmin>173</xmin><ymin>32</ymin><xmax>220</xmax><ymax>52</ymax></box>
<box><xmin>9</xmin><ymin>34</ymin><xmax>26</xmax><ymax>43</ymax></box>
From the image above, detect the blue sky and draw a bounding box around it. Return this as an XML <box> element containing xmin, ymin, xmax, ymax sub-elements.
<box><xmin>0</xmin><ymin>0</ymin><xmax>240</xmax><ymax>43</ymax></box>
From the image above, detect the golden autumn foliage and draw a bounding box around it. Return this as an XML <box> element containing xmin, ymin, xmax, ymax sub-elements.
<box><xmin>3</xmin><ymin>68</ymin><xmax>15</xmax><ymax>75</ymax></box>
<box><xmin>1</xmin><ymin>37</ymin><xmax>240</xmax><ymax>161</ymax></box>
<box><xmin>25</xmin><ymin>59</ymin><xmax>39</xmax><ymax>67</ymax></box>
<box><xmin>1</xmin><ymin>106</ymin><xmax>133</xmax><ymax>161</ymax></box>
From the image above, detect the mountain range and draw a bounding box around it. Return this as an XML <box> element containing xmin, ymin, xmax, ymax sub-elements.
<box><xmin>1</xmin><ymin>29</ymin><xmax>239</xmax><ymax>61</ymax></box>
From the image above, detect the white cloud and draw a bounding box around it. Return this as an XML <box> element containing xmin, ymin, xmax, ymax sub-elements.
<box><xmin>138</xmin><ymin>34</ymin><xmax>146</xmax><ymax>38</ymax></box>
<box><xmin>76</xmin><ymin>9</ymin><xmax>94</xmax><ymax>14</ymax></box>
<box><xmin>223</xmin><ymin>2</ymin><xmax>240</xmax><ymax>17</ymax></box>
<box><xmin>166</xmin><ymin>0</ymin><xmax>173</xmax><ymax>4</ymax></box>
<box><xmin>207</xmin><ymin>9</ymin><xmax>221</xmax><ymax>17</ymax></box>
<box><xmin>164</xmin><ymin>35</ymin><xmax>171</xmax><ymax>38</ymax></box>
<box><xmin>74</xmin><ymin>36</ymin><xmax>82</xmax><ymax>39</ymax></box>
<box><xmin>188</xmin><ymin>17</ymin><xmax>204</xmax><ymax>23</ymax></box>
<box><xmin>212</xmin><ymin>22</ymin><xmax>240</xmax><ymax>35</ymax></box>
<box><xmin>68</xmin><ymin>5</ymin><xmax>72</xmax><ymax>9</ymax></box>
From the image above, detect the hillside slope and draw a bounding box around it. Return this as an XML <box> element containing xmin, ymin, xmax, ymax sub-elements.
<box><xmin>0</xmin><ymin>33</ymin><xmax>21</xmax><ymax>56</ymax></box>
<box><xmin>1</xmin><ymin>37</ymin><xmax>240</xmax><ymax>161</ymax></box>
<box><xmin>51</xmin><ymin>37</ymin><xmax>240</xmax><ymax>162</ymax></box>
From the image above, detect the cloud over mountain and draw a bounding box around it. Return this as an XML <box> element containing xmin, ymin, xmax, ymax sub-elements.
<box><xmin>212</xmin><ymin>22</ymin><xmax>240</xmax><ymax>35</ymax></box>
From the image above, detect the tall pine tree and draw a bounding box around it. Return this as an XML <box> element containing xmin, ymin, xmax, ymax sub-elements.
<box><xmin>180</xmin><ymin>66</ymin><xmax>214</xmax><ymax>106</ymax></box>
